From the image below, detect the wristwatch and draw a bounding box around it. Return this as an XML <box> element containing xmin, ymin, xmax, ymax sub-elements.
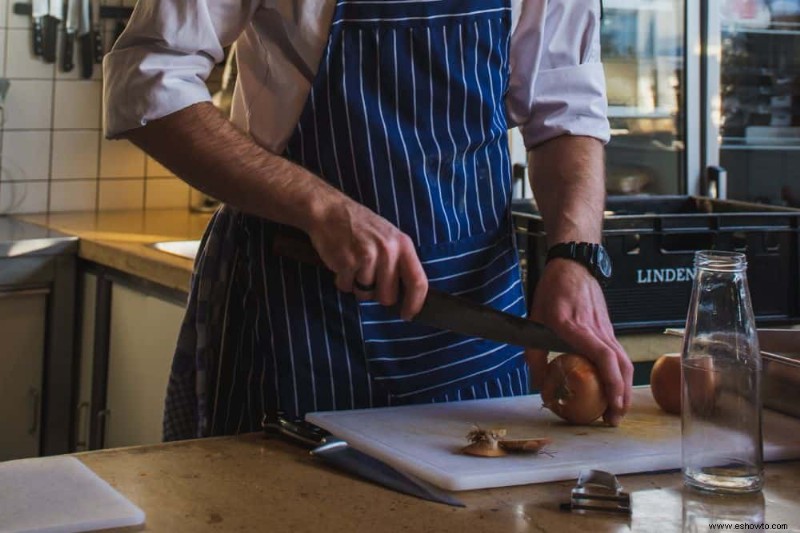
<box><xmin>545</xmin><ymin>242</ymin><xmax>613</xmax><ymax>286</ymax></box>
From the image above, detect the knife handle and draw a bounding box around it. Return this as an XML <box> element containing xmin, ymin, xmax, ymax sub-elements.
<box><xmin>79</xmin><ymin>33</ymin><xmax>94</xmax><ymax>78</ymax></box>
<box><xmin>42</xmin><ymin>15</ymin><xmax>58</xmax><ymax>63</ymax></box>
<box><xmin>92</xmin><ymin>30</ymin><xmax>104</xmax><ymax>63</ymax></box>
<box><xmin>32</xmin><ymin>19</ymin><xmax>44</xmax><ymax>56</ymax></box>
<box><xmin>62</xmin><ymin>32</ymin><xmax>75</xmax><ymax>73</ymax></box>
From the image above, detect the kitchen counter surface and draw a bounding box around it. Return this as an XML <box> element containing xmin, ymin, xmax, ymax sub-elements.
<box><xmin>18</xmin><ymin>210</ymin><xmax>211</xmax><ymax>293</ymax></box>
<box><xmin>78</xmin><ymin>433</ymin><xmax>800</xmax><ymax>532</ymax></box>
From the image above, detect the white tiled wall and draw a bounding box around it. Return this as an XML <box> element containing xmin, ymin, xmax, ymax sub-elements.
<box><xmin>0</xmin><ymin>0</ymin><xmax>192</xmax><ymax>214</ymax></box>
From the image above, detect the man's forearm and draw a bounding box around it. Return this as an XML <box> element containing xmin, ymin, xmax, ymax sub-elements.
<box><xmin>125</xmin><ymin>102</ymin><xmax>345</xmax><ymax>233</ymax></box>
<box><xmin>528</xmin><ymin>135</ymin><xmax>605</xmax><ymax>245</ymax></box>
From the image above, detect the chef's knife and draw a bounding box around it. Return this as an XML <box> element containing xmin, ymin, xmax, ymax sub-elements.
<box><xmin>31</xmin><ymin>0</ymin><xmax>48</xmax><ymax>56</ymax></box>
<box><xmin>263</xmin><ymin>414</ymin><xmax>465</xmax><ymax>507</ymax></box>
<box><xmin>271</xmin><ymin>231</ymin><xmax>576</xmax><ymax>353</ymax></box>
<box><xmin>62</xmin><ymin>0</ymin><xmax>80</xmax><ymax>72</ymax></box>
<box><xmin>77</xmin><ymin>0</ymin><xmax>93</xmax><ymax>78</ymax></box>
<box><xmin>42</xmin><ymin>0</ymin><xmax>62</xmax><ymax>63</ymax></box>
<box><xmin>90</xmin><ymin>0</ymin><xmax>103</xmax><ymax>64</ymax></box>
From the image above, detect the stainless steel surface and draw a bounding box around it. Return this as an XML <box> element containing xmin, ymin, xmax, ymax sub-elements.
<box><xmin>311</xmin><ymin>439</ymin><xmax>465</xmax><ymax>508</ymax></box>
<box><xmin>150</xmin><ymin>240</ymin><xmax>201</xmax><ymax>260</ymax></box>
<box><xmin>0</xmin><ymin>217</ymin><xmax>77</xmax><ymax>258</ymax></box>
<box><xmin>417</xmin><ymin>289</ymin><xmax>575</xmax><ymax>353</ymax></box>
<box><xmin>562</xmin><ymin>469</ymin><xmax>631</xmax><ymax>515</ymax></box>
<box><xmin>65</xmin><ymin>0</ymin><xmax>80</xmax><ymax>31</ymax></box>
<box><xmin>761</xmin><ymin>330</ymin><xmax>800</xmax><ymax>419</ymax></box>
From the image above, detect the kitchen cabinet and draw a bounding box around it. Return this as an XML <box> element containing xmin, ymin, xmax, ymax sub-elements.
<box><xmin>0</xmin><ymin>289</ymin><xmax>47</xmax><ymax>461</ymax></box>
<box><xmin>104</xmin><ymin>283</ymin><xmax>184</xmax><ymax>448</ymax></box>
<box><xmin>80</xmin><ymin>268</ymin><xmax>186</xmax><ymax>450</ymax></box>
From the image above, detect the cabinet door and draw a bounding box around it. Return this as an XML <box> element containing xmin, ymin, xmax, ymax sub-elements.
<box><xmin>0</xmin><ymin>290</ymin><xmax>47</xmax><ymax>460</ymax></box>
<box><xmin>105</xmin><ymin>284</ymin><xmax>185</xmax><ymax>448</ymax></box>
<box><xmin>74</xmin><ymin>273</ymin><xmax>96</xmax><ymax>452</ymax></box>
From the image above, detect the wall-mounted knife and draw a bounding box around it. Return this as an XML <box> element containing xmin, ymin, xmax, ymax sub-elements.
<box><xmin>62</xmin><ymin>0</ymin><xmax>80</xmax><ymax>72</ymax></box>
<box><xmin>91</xmin><ymin>0</ymin><xmax>103</xmax><ymax>64</ymax></box>
<box><xmin>31</xmin><ymin>0</ymin><xmax>48</xmax><ymax>56</ymax></box>
<box><xmin>78</xmin><ymin>0</ymin><xmax>93</xmax><ymax>78</ymax></box>
<box><xmin>42</xmin><ymin>0</ymin><xmax>62</xmax><ymax>63</ymax></box>
<box><xmin>271</xmin><ymin>231</ymin><xmax>576</xmax><ymax>353</ymax></box>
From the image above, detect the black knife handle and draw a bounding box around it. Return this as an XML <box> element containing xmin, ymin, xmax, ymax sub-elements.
<box><xmin>263</xmin><ymin>413</ymin><xmax>330</xmax><ymax>448</ymax></box>
<box><xmin>32</xmin><ymin>19</ymin><xmax>44</xmax><ymax>56</ymax></box>
<box><xmin>62</xmin><ymin>32</ymin><xmax>75</xmax><ymax>72</ymax></box>
<box><xmin>79</xmin><ymin>33</ymin><xmax>94</xmax><ymax>78</ymax></box>
<box><xmin>42</xmin><ymin>15</ymin><xmax>59</xmax><ymax>63</ymax></box>
<box><xmin>92</xmin><ymin>30</ymin><xmax>104</xmax><ymax>63</ymax></box>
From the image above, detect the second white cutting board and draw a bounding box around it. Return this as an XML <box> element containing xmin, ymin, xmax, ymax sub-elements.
<box><xmin>307</xmin><ymin>387</ymin><xmax>800</xmax><ymax>491</ymax></box>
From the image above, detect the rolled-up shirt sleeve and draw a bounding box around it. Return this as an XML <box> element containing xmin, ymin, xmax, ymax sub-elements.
<box><xmin>507</xmin><ymin>0</ymin><xmax>610</xmax><ymax>149</ymax></box>
<box><xmin>103</xmin><ymin>0</ymin><xmax>258</xmax><ymax>138</ymax></box>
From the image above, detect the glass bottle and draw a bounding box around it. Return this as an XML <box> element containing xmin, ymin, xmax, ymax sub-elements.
<box><xmin>681</xmin><ymin>250</ymin><xmax>763</xmax><ymax>494</ymax></box>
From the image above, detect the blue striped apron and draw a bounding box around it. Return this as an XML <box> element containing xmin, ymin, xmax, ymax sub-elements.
<box><xmin>163</xmin><ymin>0</ymin><xmax>528</xmax><ymax>441</ymax></box>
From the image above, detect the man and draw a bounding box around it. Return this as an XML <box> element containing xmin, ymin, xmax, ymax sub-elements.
<box><xmin>104</xmin><ymin>0</ymin><xmax>632</xmax><ymax>441</ymax></box>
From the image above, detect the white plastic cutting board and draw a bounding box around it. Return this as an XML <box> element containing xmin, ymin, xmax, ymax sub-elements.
<box><xmin>0</xmin><ymin>456</ymin><xmax>145</xmax><ymax>533</ymax></box>
<box><xmin>307</xmin><ymin>387</ymin><xmax>800</xmax><ymax>491</ymax></box>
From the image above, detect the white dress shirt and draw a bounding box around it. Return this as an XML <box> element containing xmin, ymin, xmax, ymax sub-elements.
<box><xmin>103</xmin><ymin>0</ymin><xmax>609</xmax><ymax>153</ymax></box>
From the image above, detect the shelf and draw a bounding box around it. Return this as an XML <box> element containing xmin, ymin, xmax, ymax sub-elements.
<box><xmin>722</xmin><ymin>23</ymin><xmax>800</xmax><ymax>36</ymax></box>
<box><xmin>607</xmin><ymin>106</ymin><xmax>674</xmax><ymax>119</ymax></box>
<box><xmin>721</xmin><ymin>142</ymin><xmax>800</xmax><ymax>151</ymax></box>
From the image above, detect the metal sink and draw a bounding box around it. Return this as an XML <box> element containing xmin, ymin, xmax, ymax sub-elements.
<box><xmin>150</xmin><ymin>240</ymin><xmax>201</xmax><ymax>260</ymax></box>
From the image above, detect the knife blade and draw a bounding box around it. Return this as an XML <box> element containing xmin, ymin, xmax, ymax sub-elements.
<box><xmin>77</xmin><ymin>0</ymin><xmax>93</xmax><ymax>78</ymax></box>
<box><xmin>62</xmin><ymin>0</ymin><xmax>80</xmax><ymax>72</ymax></box>
<box><xmin>263</xmin><ymin>414</ymin><xmax>465</xmax><ymax>507</ymax></box>
<box><xmin>271</xmin><ymin>231</ymin><xmax>575</xmax><ymax>353</ymax></box>
<box><xmin>31</xmin><ymin>0</ymin><xmax>49</xmax><ymax>56</ymax></box>
<box><xmin>42</xmin><ymin>0</ymin><xmax>62</xmax><ymax>63</ymax></box>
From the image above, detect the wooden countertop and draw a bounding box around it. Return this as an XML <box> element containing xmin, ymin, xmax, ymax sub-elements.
<box><xmin>18</xmin><ymin>210</ymin><xmax>211</xmax><ymax>293</ymax></box>
<box><xmin>77</xmin><ymin>433</ymin><xmax>800</xmax><ymax>532</ymax></box>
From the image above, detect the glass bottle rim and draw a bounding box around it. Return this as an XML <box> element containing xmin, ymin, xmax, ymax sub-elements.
<box><xmin>694</xmin><ymin>250</ymin><xmax>747</xmax><ymax>271</ymax></box>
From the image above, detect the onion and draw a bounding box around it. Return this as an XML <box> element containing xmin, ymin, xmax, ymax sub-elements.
<box><xmin>650</xmin><ymin>354</ymin><xmax>682</xmax><ymax>415</ymax></box>
<box><xmin>541</xmin><ymin>353</ymin><xmax>608</xmax><ymax>425</ymax></box>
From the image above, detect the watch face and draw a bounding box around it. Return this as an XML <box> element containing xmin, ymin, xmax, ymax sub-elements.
<box><xmin>596</xmin><ymin>247</ymin><xmax>613</xmax><ymax>279</ymax></box>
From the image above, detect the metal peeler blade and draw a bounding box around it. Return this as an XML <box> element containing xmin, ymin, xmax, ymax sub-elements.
<box><xmin>560</xmin><ymin>469</ymin><xmax>632</xmax><ymax>515</ymax></box>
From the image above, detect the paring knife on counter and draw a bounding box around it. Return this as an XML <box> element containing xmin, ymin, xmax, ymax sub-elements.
<box><xmin>42</xmin><ymin>0</ymin><xmax>63</xmax><ymax>63</ymax></box>
<box><xmin>263</xmin><ymin>414</ymin><xmax>465</xmax><ymax>507</ymax></box>
<box><xmin>62</xmin><ymin>0</ymin><xmax>80</xmax><ymax>72</ymax></box>
<box><xmin>31</xmin><ymin>0</ymin><xmax>48</xmax><ymax>56</ymax></box>
<box><xmin>271</xmin><ymin>231</ymin><xmax>576</xmax><ymax>354</ymax></box>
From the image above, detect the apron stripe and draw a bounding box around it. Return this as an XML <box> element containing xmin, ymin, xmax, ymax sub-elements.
<box><xmin>357</xmin><ymin>29</ymin><xmax>382</xmax><ymax>214</ymax></box>
<box><xmin>375</xmin><ymin>31</ymin><xmax>403</xmax><ymax>230</ymax></box>
<box><xmin>372</xmin><ymin>342</ymin><xmax>507</xmax><ymax>381</ymax></box>
<box><xmin>342</xmin><ymin>38</ymin><xmax>366</xmax><ymax>204</ymax></box>
<box><xmin>298</xmin><ymin>263</ymin><xmax>319</xmax><ymax>412</ymax></box>
<box><xmin>369</xmin><ymin>337</ymin><xmax>479</xmax><ymax>361</ymax></box>
<box><xmin>409</xmin><ymin>28</ymin><xmax>438</xmax><ymax>244</ymax></box>
<box><xmin>316</xmin><ymin>270</ymin><xmax>337</xmax><ymax>410</ymax></box>
<box><xmin>442</xmin><ymin>25</ymin><xmax>462</xmax><ymax>240</ymax></box>
<box><xmin>427</xmin><ymin>26</ymin><xmax>452</xmax><ymax>242</ymax></box>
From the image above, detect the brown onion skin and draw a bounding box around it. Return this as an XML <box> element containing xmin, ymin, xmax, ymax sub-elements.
<box><xmin>541</xmin><ymin>353</ymin><xmax>608</xmax><ymax>425</ymax></box>
<box><xmin>650</xmin><ymin>354</ymin><xmax>682</xmax><ymax>415</ymax></box>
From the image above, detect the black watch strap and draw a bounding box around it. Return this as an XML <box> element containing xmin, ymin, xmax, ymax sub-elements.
<box><xmin>545</xmin><ymin>241</ymin><xmax>612</xmax><ymax>285</ymax></box>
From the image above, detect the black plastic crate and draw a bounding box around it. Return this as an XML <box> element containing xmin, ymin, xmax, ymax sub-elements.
<box><xmin>512</xmin><ymin>196</ymin><xmax>800</xmax><ymax>332</ymax></box>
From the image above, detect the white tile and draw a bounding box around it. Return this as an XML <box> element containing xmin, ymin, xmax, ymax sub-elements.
<box><xmin>99</xmin><ymin>138</ymin><xmax>145</xmax><ymax>178</ymax></box>
<box><xmin>0</xmin><ymin>0</ymin><xmax>7</xmax><ymax>28</ymax></box>
<box><xmin>0</xmin><ymin>181</ymin><xmax>48</xmax><ymax>214</ymax></box>
<box><xmin>1</xmin><ymin>130</ymin><xmax>51</xmax><ymax>181</ymax></box>
<box><xmin>7</xmin><ymin>0</ymin><xmax>29</xmax><ymax>29</ymax></box>
<box><xmin>145</xmin><ymin>156</ymin><xmax>174</xmax><ymax>178</ymax></box>
<box><xmin>145</xmin><ymin>178</ymin><xmax>189</xmax><ymax>209</ymax></box>
<box><xmin>50</xmin><ymin>180</ymin><xmax>97</xmax><ymax>212</ymax></box>
<box><xmin>51</xmin><ymin>130</ymin><xmax>100</xmax><ymax>179</ymax></box>
<box><xmin>5</xmin><ymin>28</ymin><xmax>56</xmax><ymax>79</ymax></box>
<box><xmin>98</xmin><ymin>179</ymin><xmax>144</xmax><ymax>210</ymax></box>
<box><xmin>53</xmin><ymin>80</ymin><xmax>102</xmax><ymax>129</ymax></box>
<box><xmin>3</xmin><ymin>79</ymin><xmax>53</xmax><ymax>129</ymax></box>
